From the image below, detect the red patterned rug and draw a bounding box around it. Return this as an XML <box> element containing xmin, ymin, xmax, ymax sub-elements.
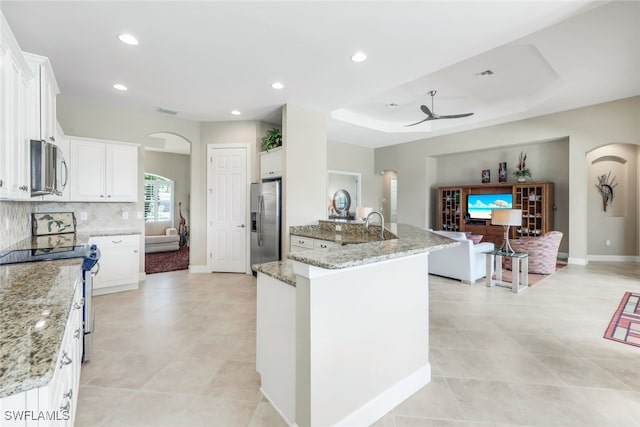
<box><xmin>604</xmin><ymin>292</ymin><xmax>640</xmax><ymax>348</ymax></box>
<box><xmin>145</xmin><ymin>246</ymin><xmax>189</xmax><ymax>274</ymax></box>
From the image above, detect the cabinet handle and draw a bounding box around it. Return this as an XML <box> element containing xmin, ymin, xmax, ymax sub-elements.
<box><xmin>298</xmin><ymin>240</ymin><xmax>304</xmax><ymax>244</ymax></box>
<box><xmin>63</xmin><ymin>388</ymin><xmax>73</xmax><ymax>400</ymax></box>
<box><xmin>320</xmin><ymin>244</ymin><xmax>328</xmax><ymax>248</ymax></box>
<box><xmin>19</xmin><ymin>185</ymin><xmax>28</xmax><ymax>191</ymax></box>
<box><xmin>60</xmin><ymin>401</ymin><xmax>70</xmax><ymax>413</ymax></box>
<box><xmin>100</xmin><ymin>195</ymin><xmax>104</xmax><ymax>198</ymax></box>
<box><xmin>107</xmin><ymin>195</ymin><xmax>112</xmax><ymax>198</ymax></box>
<box><xmin>60</xmin><ymin>351</ymin><xmax>72</xmax><ymax>368</ymax></box>
<box><xmin>112</xmin><ymin>240</ymin><xmax>122</xmax><ymax>244</ymax></box>
<box><xmin>74</xmin><ymin>328</ymin><xmax>81</xmax><ymax>339</ymax></box>
<box><xmin>0</xmin><ymin>179</ymin><xmax>3</xmax><ymax>187</ymax></box>
<box><xmin>133</xmin><ymin>250</ymin><xmax>138</xmax><ymax>253</ymax></box>
<box><xmin>49</xmin><ymin>136</ymin><xmax>55</xmax><ymax>142</ymax></box>
<box><xmin>73</xmin><ymin>301</ymin><xmax>83</xmax><ymax>310</ymax></box>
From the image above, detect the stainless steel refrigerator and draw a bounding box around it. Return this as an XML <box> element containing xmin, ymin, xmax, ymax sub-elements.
<box><xmin>250</xmin><ymin>180</ymin><xmax>281</xmax><ymax>267</ymax></box>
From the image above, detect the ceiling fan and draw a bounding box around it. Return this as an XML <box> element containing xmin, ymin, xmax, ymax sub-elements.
<box><xmin>406</xmin><ymin>90</ymin><xmax>474</xmax><ymax>127</ymax></box>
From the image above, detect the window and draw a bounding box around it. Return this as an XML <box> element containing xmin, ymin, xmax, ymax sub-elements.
<box><xmin>144</xmin><ymin>174</ymin><xmax>174</xmax><ymax>222</ymax></box>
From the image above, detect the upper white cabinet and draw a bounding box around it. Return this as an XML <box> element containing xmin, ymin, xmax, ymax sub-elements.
<box><xmin>69</xmin><ymin>137</ymin><xmax>139</xmax><ymax>202</ymax></box>
<box><xmin>0</xmin><ymin>12</ymin><xmax>33</xmax><ymax>199</ymax></box>
<box><xmin>23</xmin><ymin>52</ymin><xmax>59</xmax><ymax>143</ymax></box>
<box><xmin>260</xmin><ymin>148</ymin><xmax>282</xmax><ymax>180</ymax></box>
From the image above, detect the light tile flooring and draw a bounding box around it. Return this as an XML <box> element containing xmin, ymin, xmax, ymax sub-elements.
<box><xmin>76</xmin><ymin>262</ymin><xmax>640</xmax><ymax>427</ymax></box>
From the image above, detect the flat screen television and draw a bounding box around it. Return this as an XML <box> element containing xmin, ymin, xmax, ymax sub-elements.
<box><xmin>467</xmin><ymin>193</ymin><xmax>513</xmax><ymax>220</ymax></box>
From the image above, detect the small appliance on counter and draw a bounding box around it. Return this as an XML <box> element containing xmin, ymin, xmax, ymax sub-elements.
<box><xmin>0</xmin><ymin>211</ymin><xmax>100</xmax><ymax>363</ymax></box>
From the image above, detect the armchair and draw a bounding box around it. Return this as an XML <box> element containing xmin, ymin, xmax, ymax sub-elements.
<box><xmin>428</xmin><ymin>230</ymin><xmax>495</xmax><ymax>284</ymax></box>
<box><xmin>503</xmin><ymin>231</ymin><xmax>563</xmax><ymax>274</ymax></box>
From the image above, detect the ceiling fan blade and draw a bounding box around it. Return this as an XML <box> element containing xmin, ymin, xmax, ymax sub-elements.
<box><xmin>436</xmin><ymin>112</ymin><xmax>474</xmax><ymax>119</ymax></box>
<box><xmin>420</xmin><ymin>105</ymin><xmax>435</xmax><ymax>118</ymax></box>
<box><xmin>404</xmin><ymin>117</ymin><xmax>430</xmax><ymax>127</ymax></box>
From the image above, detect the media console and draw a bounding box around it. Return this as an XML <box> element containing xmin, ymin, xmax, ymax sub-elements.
<box><xmin>437</xmin><ymin>182</ymin><xmax>554</xmax><ymax>247</ymax></box>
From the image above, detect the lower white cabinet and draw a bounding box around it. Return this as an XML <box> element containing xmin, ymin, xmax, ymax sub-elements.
<box><xmin>0</xmin><ymin>279</ymin><xmax>83</xmax><ymax>427</ymax></box>
<box><xmin>90</xmin><ymin>234</ymin><xmax>140</xmax><ymax>295</ymax></box>
<box><xmin>290</xmin><ymin>235</ymin><xmax>339</xmax><ymax>253</ymax></box>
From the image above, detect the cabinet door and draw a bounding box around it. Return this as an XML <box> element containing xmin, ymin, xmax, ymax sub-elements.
<box><xmin>39</xmin><ymin>63</ymin><xmax>58</xmax><ymax>143</ymax></box>
<box><xmin>105</xmin><ymin>143</ymin><xmax>138</xmax><ymax>201</ymax></box>
<box><xmin>91</xmin><ymin>235</ymin><xmax>140</xmax><ymax>289</ymax></box>
<box><xmin>260</xmin><ymin>149</ymin><xmax>283</xmax><ymax>179</ymax></box>
<box><xmin>69</xmin><ymin>139</ymin><xmax>106</xmax><ymax>201</ymax></box>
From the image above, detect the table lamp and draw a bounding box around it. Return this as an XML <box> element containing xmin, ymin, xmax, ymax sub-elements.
<box><xmin>491</xmin><ymin>209</ymin><xmax>522</xmax><ymax>253</ymax></box>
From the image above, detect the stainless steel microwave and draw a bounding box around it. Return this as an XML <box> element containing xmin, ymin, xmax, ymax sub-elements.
<box><xmin>30</xmin><ymin>139</ymin><xmax>68</xmax><ymax>196</ymax></box>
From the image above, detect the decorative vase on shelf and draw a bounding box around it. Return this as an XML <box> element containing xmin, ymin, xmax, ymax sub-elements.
<box><xmin>513</xmin><ymin>151</ymin><xmax>532</xmax><ymax>184</ymax></box>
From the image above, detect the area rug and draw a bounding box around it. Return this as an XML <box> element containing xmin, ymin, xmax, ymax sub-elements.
<box><xmin>145</xmin><ymin>246</ymin><xmax>189</xmax><ymax>274</ymax></box>
<box><xmin>495</xmin><ymin>263</ymin><xmax>567</xmax><ymax>286</ymax></box>
<box><xmin>604</xmin><ymin>292</ymin><xmax>640</xmax><ymax>348</ymax></box>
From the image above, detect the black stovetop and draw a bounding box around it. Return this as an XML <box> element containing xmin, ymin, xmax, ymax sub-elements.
<box><xmin>0</xmin><ymin>245</ymin><xmax>89</xmax><ymax>265</ymax></box>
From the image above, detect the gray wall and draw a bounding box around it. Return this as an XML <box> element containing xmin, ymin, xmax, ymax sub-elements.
<box><xmin>144</xmin><ymin>150</ymin><xmax>191</xmax><ymax>228</ymax></box>
<box><xmin>586</xmin><ymin>143</ymin><xmax>638</xmax><ymax>256</ymax></box>
<box><xmin>327</xmin><ymin>140</ymin><xmax>380</xmax><ymax>213</ymax></box>
<box><xmin>375</xmin><ymin>96</ymin><xmax>640</xmax><ymax>263</ymax></box>
<box><xmin>435</xmin><ymin>139</ymin><xmax>570</xmax><ymax>253</ymax></box>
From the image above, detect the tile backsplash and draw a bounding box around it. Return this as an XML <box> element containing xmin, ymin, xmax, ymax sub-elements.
<box><xmin>0</xmin><ymin>201</ymin><xmax>33</xmax><ymax>250</ymax></box>
<box><xmin>1</xmin><ymin>201</ymin><xmax>143</xmax><ymax>251</ymax></box>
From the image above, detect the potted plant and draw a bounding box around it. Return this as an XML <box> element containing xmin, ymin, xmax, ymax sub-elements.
<box><xmin>513</xmin><ymin>151</ymin><xmax>532</xmax><ymax>182</ymax></box>
<box><xmin>261</xmin><ymin>128</ymin><xmax>282</xmax><ymax>151</ymax></box>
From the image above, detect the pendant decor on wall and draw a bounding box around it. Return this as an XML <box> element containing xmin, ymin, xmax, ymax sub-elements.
<box><xmin>481</xmin><ymin>169</ymin><xmax>490</xmax><ymax>184</ymax></box>
<box><xmin>498</xmin><ymin>162</ymin><xmax>507</xmax><ymax>183</ymax></box>
<box><xmin>596</xmin><ymin>171</ymin><xmax>617</xmax><ymax>212</ymax></box>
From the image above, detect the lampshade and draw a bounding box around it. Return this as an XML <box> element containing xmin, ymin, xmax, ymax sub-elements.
<box><xmin>491</xmin><ymin>209</ymin><xmax>522</xmax><ymax>226</ymax></box>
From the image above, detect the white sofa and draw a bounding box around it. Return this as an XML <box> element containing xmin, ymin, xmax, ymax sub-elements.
<box><xmin>428</xmin><ymin>230</ymin><xmax>495</xmax><ymax>284</ymax></box>
<box><xmin>145</xmin><ymin>220</ymin><xmax>180</xmax><ymax>253</ymax></box>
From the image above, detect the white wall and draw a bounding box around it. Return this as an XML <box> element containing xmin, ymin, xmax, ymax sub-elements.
<box><xmin>375</xmin><ymin>96</ymin><xmax>640</xmax><ymax>263</ymax></box>
<box><xmin>282</xmin><ymin>105</ymin><xmax>327</xmax><ymax>254</ymax></box>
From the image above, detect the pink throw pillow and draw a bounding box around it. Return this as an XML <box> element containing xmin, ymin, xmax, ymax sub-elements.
<box><xmin>469</xmin><ymin>234</ymin><xmax>483</xmax><ymax>245</ymax></box>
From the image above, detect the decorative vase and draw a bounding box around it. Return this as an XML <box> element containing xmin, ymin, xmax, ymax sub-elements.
<box><xmin>516</xmin><ymin>176</ymin><xmax>526</xmax><ymax>183</ymax></box>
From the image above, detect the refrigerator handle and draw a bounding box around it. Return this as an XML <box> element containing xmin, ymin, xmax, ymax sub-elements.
<box><xmin>257</xmin><ymin>194</ymin><xmax>264</xmax><ymax>246</ymax></box>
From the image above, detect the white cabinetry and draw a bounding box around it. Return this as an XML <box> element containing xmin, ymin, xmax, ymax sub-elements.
<box><xmin>23</xmin><ymin>52</ymin><xmax>59</xmax><ymax>143</ymax></box>
<box><xmin>90</xmin><ymin>234</ymin><xmax>140</xmax><ymax>295</ymax></box>
<box><xmin>260</xmin><ymin>148</ymin><xmax>282</xmax><ymax>180</ymax></box>
<box><xmin>0</xmin><ymin>12</ymin><xmax>33</xmax><ymax>199</ymax></box>
<box><xmin>69</xmin><ymin>137</ymin><xmax>139</xmax><ymax>202</ymax></box>
<box><xmin>290</xmin><ymin>235</ymin><xmax>339</xmax><ymax>253</ymax></box>
<box><xmin>0</xmin><ymin>279</ymin><xmax>84</xmax><ymax>427</ymax></box>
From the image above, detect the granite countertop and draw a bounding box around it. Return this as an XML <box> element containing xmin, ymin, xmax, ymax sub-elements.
<box><xmin>0</xmin><ymin>258</ymin><xmax>81</xmax><ymax>398</ymax></box>
<box><xmin>252</xmin><ymin>261</ymin><xmax>296</xmax><ymax>286</ymax></box>
<box><xmin>288</xmin><ymin>224</ymin><xmax>459</xmax><ymax>270</ymax></box>
<box><xmin>290</xmin><ymin>221</ymin><xmax>397</xmax><ymax>244</ymax></box>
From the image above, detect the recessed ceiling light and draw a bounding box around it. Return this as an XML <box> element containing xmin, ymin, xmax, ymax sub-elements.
<box><xmin>386</xmin><ymin>103</ymin><xmax>399</xmax><ymax>109</ymax></box>
<box><xmin>271</xmin><ymin>82</ymin><xmax>285</xmax><ymax>90</ymax></box>
<box><xmin>118</xmin><ymin>33</ymin><xmax>139</xmax><ymax>46</ymax></box>
<box><xmin>231</xmin><ymin>110</ymin><xmax>241</xmax><ymax>116</ymax></box>
<box><xmin>113</xmin><ymin>83</ymin><xmax>128</xmax><ymax>91</ymax></box>
<box><xmin>351</xmin><ymin>51</ymin><xmax>367</xmax><ymax>63</ymax></box>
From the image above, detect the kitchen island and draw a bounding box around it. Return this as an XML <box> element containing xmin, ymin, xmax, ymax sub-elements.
<box><xmin>254</xmin><ymin>224</ymin><xmax>458</xmax><ymax>427</ymax></box>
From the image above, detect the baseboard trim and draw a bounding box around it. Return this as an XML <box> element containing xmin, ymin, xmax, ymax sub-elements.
<box><xmin>138</xmin><ymin>272</ymin><xmax>146</xmax><ymax>282</ymax></box>
<box><xmin>334</xmin><ymin>363</ymin><xmax>431</xmax><ymax>427</ymax></box>
<box><xmin>567</xmin><ymin>257</ymin><xmax>588</xmax><ymax>265</ymax></box>
<box><xmin>587</xmin><ymin>255</ymin><xmax>640</xmax><ymax>262</ymax></box>
<box><xmin>259</xmin><ymin>387</ymin><xmax>295</xmax><ymax>427</ymax></box>
<box><xmin>93</xmin><ymin>282</ymin><xmax>138</xmax><ymax>296</ymax></box>
<box><xmin>189</xmin><ymin>265</ymin><xmax>210</xmax><ymax>273</ymax></box>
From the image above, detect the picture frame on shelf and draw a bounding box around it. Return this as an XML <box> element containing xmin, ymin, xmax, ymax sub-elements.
<box><xmin>481</xmin><ymin>169</ymin><xmax>490</xmax><ymax>184</ymax></box>
<box><xmin>498</xmin><ymin>162</ymin><xmax>507</xmax><ymax>183</ymax></box>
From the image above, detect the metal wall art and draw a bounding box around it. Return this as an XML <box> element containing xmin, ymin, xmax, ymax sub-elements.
<box><xmin>596</xmin><ymin>171</ymin><xmax>617</xmax><ymax>212</ymax></box>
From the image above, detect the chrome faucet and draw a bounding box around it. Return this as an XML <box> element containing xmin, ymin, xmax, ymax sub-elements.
<box><xmin>365</xmin><ymin>211</ymin><xmax>385</xmax><ymax>240</ymax></box>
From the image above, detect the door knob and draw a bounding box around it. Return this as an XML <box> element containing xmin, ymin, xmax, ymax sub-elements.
<box><xmin>237</xmin><ymin>224</ymin><xmax>245</xmax><ymax>228</ymax></box>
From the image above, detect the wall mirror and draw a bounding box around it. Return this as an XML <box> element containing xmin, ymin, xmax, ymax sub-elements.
<box><xmin>327</xmin><ymin>170</ymin><xmax>361</xmax><ymax>220</ymax></box>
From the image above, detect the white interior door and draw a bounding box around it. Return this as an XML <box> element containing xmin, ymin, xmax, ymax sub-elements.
<box><xmin>207</xmin><ymin>145</ymin><xmax>248</xmax><ymax>272</ymax></box>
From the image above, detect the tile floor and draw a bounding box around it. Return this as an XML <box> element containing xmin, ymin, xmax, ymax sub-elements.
<box><xmin>76</xmin><ymin>262</ymin><xmax>640</xmax><ymax>427</ymax></box>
